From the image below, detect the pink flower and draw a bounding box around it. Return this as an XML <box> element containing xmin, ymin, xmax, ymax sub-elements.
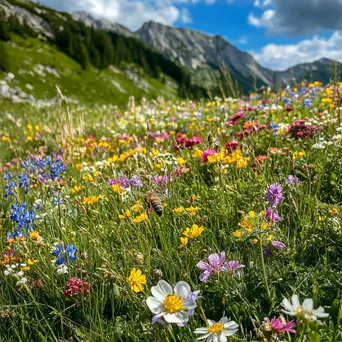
<box><xmin>197</xmin><ymin>252</ymin><xmax>228</xmax><ymax>282</ymax></box>
<box><xmin>224</xmin><ymin>260</ymin><xmax>245</xmax><ymax>277</ymax></box>
<box><xmin>64</xmin><ymin>277</ymin><xmax>89</xmax><ymax>297</ymax></box>
<box><xmin>201</xmin><ymin>149</ymin><xmax>216</xmax><ymax>162</ymax></box>
<box><xmin>271</xmin><ymin>241</ymin><xmax>286</xmax><ymax>250</ymax></box>
<box><xmin>271</xmin><ymin>317</ymin><xmax>296</xmax><ymax>334</ymax></box>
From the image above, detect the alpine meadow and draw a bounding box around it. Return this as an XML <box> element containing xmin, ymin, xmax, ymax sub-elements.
<box><xmin>0</xmin><ymin>0</ymin><xmax>342</xmax><ymax>341</ymax></box>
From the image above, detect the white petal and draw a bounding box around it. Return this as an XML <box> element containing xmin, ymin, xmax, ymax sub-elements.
<box><xmin>194</xmin><ymin>327</ymin><xmax>209</xmax><ymax>334</ymax></box>
<box><xmin>283</xmin><ymin>310</ymin><xmax>296</xmax><ymax>316</ymax></box>
<box><xmin>302</xmin><ymin>298</ymin><xmax>314</xmax><ymax>311</ymax></box>
<box><xmin>197</xmin><ymin>333</ymin><xmax>211</xmax><ymax>340</ymax></box>
<box><xmin>312</xmin><ymin>307</ymin><xmax>329</xmax><ymax>318</ymax></box>
<box><xmin>223</xmin><ymin>321</ymin><xmax>239</xmax><ymax>330</ymax></box>
<box><xmin>207</xmin><ymin>319</ymin><xmax>216</xmax><ymax>326</ymax></box>
<box><xmin>282</xmin><ymin>298</ymin><xmax>294</xmax><ymax>311</ymax></box>
<box><xmin>146</xmin><ymin>297</ymin><xmax>163</xmax><ymax>314</ymax></box>
<box><xmin>291</xmin><ymin>294</ymin><xmax>301</xmax><ymax>308</ymax></box>
<box><xmin>219</xmin><ymin>317</ymin><xmax>228</xmax><ymax>324</ymax></box>
<box><xmin>151</xmin><ymin>280</ymin><xmax>173</xmax><ymax>301</ymax></box>
<box><xmin>217</xmin><ymin>334</ymin><xmax>227</xmax><ymax>342</ymax></box>
<box><xmin>174</xmin><ymin>281</ymin><xmax>191</xmax><ymax>298</ymax></box>
<box><xmin>164</xmin><ymin>312</ymin><xmax>187</xmax><ymax>324</ymax></box>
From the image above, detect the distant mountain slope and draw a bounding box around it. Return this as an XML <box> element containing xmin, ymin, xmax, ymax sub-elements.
<box><xmin>72</xmin><ymin>11</ymin><xmax>134</xmax><ymax>38</ymax></box>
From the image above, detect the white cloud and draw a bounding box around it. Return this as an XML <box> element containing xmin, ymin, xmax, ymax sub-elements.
<box><xmin>35</xmin><ymin>0</ymin><xmax>214</xmax><ymax>30</ymax></box>
<box><xmin>237</xmin><ymin>36</ymin><xmax>248</xmax><ymax>44</ymax></box>
<box><xmin>248</xmin><ymin>0</ymin><xmax>342</xmax><ymax>35</ymax></box>
<box><xmin>252</xmin><ymin>31</ymin><xmax>342</xmax><ymax>70</ymax></box>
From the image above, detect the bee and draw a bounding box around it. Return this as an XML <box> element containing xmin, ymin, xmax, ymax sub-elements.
<box><xmin>145</xmin><ymin>191</ymin><xmax>163</xmax><ymax>216</ymax></box>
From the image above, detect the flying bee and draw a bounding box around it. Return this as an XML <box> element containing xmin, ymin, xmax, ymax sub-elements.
<box><xmin>145</xmin><ymin>191</ymin><xmax>163</xmax><ymax>217</ymax></box>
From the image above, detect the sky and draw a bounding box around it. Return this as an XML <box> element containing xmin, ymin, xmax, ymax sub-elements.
<box><xmin>36</xmin><ymin>0</ymin><xmax>342</xmax><ymax>71</ymax></box>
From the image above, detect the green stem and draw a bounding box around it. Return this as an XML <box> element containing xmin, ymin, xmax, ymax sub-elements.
<box><xmin>259</xmin><ymin>238</ymin><xmax>271</xmax><ymax>302</ymax></box>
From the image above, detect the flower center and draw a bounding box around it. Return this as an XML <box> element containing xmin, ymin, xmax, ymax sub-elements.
<box><xmin>208</xmin><ymin>322</ymin><xmax>224</xmax><ymax>334</ymax></box>
<box><xmin>163</xmin><ymin>294</ymin><xmax>183</xmax><ymax>313</ymax></box>
<box><xmin>296</xmin><ymin>305</ymin><xmax>312</xmax><ymax>319</ymax></box>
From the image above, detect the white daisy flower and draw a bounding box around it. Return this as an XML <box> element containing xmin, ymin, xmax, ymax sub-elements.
<box><xmin>282</xmin><ymin>295</ymin><xmax>329</xmax><ymax>322</ymax></box>
<box><xmin>194</xmin><ymin>317</ymin><xmax>239</xmax><ymax>342</ymax></box>
<box><xmin>146</xmin><ymin>280</ymin><xmax>198</xmax><ymax>326</ymax></box>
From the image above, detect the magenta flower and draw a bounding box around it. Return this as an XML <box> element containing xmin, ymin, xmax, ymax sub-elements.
<box><xmin>265</xmin><ymin>207</ymin><xmax>281</xmax><ymax>222</ymax></box>
<box><xmin>224</xmin><ymin>260</ymin><xmax>245</xmax><ymax>277</ymax></box>
<box><xmin>265</xmin><ymin>184</ymin><xmax>284</xmax><ymax>207</ymax></box>
<box><xmin>271</xmin><ymin>241</ymin><xmax>286</xmax><ymax>250</ymax></box>
<box><xmin>197</xmin><ymin>252</ymin><xmax>228</xmax><ymax>282</ymax></box>
<box><xmin>201</xmin><ymin>149</ymin><xmax>216</xmax><ymax>162</ymax></box>
<box><xmin>271</xmin><ymin>317</ymin><xmax>296</xmax><ymax>334</ymax></box>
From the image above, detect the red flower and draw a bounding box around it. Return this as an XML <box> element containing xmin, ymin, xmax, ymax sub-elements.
<box><xmin>64</xmin><ymin>277</ymin><xmax>89</xmax><ymax>297</ymax></box>
<box><xmin>224</xmin><ymin>140</ymin><xmax>239</xmax><ymax>154</ymax></box>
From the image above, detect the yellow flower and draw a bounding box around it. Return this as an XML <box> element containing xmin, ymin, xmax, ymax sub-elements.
<box><xmin>239</xmin><ymin>217</ymin><xmax>253</xmax><ymax>231</ymax></box>
<box><xmin>179</xmin><ymin>237</ymin><xmax>189</xmax><ymax>249</ymax></box>
<box><xmin>182</xmin><ymin>224</ymin><xmax>204</xmax><ymax>239</ymax></box>
<box><xmin>237</xmin><ymin>158</ymin><xmax>248</xmax><ymax>168</ymax></box>
<box><xmin>192</xmin><ymin>150</ymin><xmax>204</xmax><ymax>158</ymax></box>
<box><xmin>133</xmin><ymin>200</ymin><xmax>143</xmax><ymax>212</ymax></box>
<box><xmin>112</xmin><ymin>184</ymin><xmax>126</xmax><ymax>194</ymax></box>
<box><xmin>119</xmin><ymin>210</ymin><xmax>131</xmax><ymax>219</ymax></box>
<box><xmin>27</xmin><ymin>258</ymin><xmax>39</xmax><ymax>266</ymax></box>
<box><xmin>26</xmin><ymin>136</ymin><xmax>33</xmax><ymax>141</ymax></box>
<box><xmin>293</xmin><ymin>151</ymin><xmax>305</xmax><ymax>161</ymax></box>
<box><xmin>27</xmin><ymin>124</ymin><xmax>33</xmax><ymax>131</ymax></box>
<box><xmin>177</xmin><ymin>157</ymin><xmax>186</xmax><ymax>165</ymax></box>
<box><xmin>132</xmin><ymin>213</ymin><xmax>148</xmax><ymax>223</ymax></box>
<box><xmin>82</xmin><ymin>195</ymin><xmax>104</xmax><ymax>205</ymax></box>
<box><xmin>185</xmin><ymin>206</ymin><xmax>200</xmax><ymax>216</ymax></box>
<box><xmin>329</xmin><ymin>207</ymin><xmax>338</xmax><ymax>215</ymax></box>
<box><xmin>173</xmin><ymin>207</ymin><xmax>185</xmax><ymax>214</ymax></box>
<box><xmin>29</xmin><ymin>231</ymin><xmax>40</xmax><ymax>241</ymax></box>
<box><xmin>248</xmin><ymin>211</ymin><xmax>256</xmax><ymax>218</ymax></box>
<box><xmin>71</xmin><ymin>186</ymin><xmax>82</xmax><ymax>194</ymax></box>
<box><xmin>127</xmin><ymin>268</ymin><xmax>147</xmax><ymax>293</ymax></box>
<box><xmin>190</xmin><ymin>194</ymin><xmax>201</xmax><ymax>202</ymax></box>
<box><xmin>233</xmin><ymin>230</ymin><xmax>243</xmax><ymax>239</ymax></box>
<box><xmin>1</xmin><ymin>136</ymin><xmax>10</xmax><ymax>142</ymax></box>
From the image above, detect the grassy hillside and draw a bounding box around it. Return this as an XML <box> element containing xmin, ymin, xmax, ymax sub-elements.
<box><xmin>0</xmin><ymin>34</ymin><xmax>179</xmax><ymax>106</ymax></box>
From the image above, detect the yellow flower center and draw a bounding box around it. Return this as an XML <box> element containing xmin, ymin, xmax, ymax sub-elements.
<box><xmin>208</xmin><ymin>322</ymin><xmax>224</xmax><ymax>334</ymax></box>
<box><xmin>163</xmin><ymin>294</ymin><xmax>183</xmax><ymax>313</ymax></box>
<box><xmin>296</xmin><ymin>305</ymin><xmax>312</xmax><ymax>319</ymax></box>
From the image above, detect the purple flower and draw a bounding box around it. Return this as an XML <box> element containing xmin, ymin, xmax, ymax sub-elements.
<box><xmin>108</xmin><ymin>177</ymin><xmax>130</xmax><ymax>188</ymax></box>
<box><xmin>265</xmin><ymin>207</ymin><xmax>281</xmax><ymax>222</ymax></box>
<box><xmin>264</xmin><ymin>248</ymin><xmax>273</xmax><ymax>256</ymax></box>
<box><xmin>265</xmin><ymin>184</ymin><xmax>284</xmax><ymax>207</ymax></box>
<box><xmin>196</xmin><ymin>251</ymin><xmax>228</xmax><ymax>282</ymax></box>
<box><xmin>129</xmin><ymin>175</ymin><xmax>143</xmax><ymax>188</ymax></box>
<box><xmin>286</xmin><ymin>175</ymin><xmax>300</xmax><ymax>184</ymax></box>
<box><xmin>271</xmin><ymin>241</ymin><xmax>286</xmax><ymax>250</ymax></box>
<box><xmin>224</xmin><ymin>260</ymin><xmax>245</xmax><ymax>277</ymax></box>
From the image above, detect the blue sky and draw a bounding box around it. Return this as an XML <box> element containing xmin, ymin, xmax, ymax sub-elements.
<box><xmin>38</xmin><ymin>0</ymin><xmax>342</xmax><ymax>70</ymax></box>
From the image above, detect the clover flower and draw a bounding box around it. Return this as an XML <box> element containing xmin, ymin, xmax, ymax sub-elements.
<box><xmin>64</xmin><ymin>277</ymin><xmax>89</xmax><ymax>297</ymax></box>
<box><xmin>146</xmin><ymin>280</ymin><xmax>199</xmax><ymax>326</ymax></box>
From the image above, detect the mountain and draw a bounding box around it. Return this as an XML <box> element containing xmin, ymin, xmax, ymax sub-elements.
<box><xmin>135</xmin><ymin>21</ymin><xmax>341</xmax><ymax>90</ymax></box>
<box><xmin>72</xmin><ymin>11</ymin><xmax>134</xmax><ymax>38</ymax></box>
<box><xmin>0</xmin><ymin>0</ymin><xmax>207</xmax><ymax>106</ymax></box>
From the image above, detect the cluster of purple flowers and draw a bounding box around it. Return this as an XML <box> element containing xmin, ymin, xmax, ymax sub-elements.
<box><xmin>265</xmin><ymin>184</ymin><xmax>284</xmax><ymax>207</ymax></box>
<box><xmin>196</xmin><ymin>252</ymin><xmax>245</xmax><ymax>282</ymax></box>
<box><xmin>108</xmin><ymin>175</ymin><xmax>143</xmax><ymax>189</ymax></box>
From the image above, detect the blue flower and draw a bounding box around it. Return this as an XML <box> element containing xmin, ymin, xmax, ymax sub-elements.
<box><xmin>51</xmin><ymin>243</ymin><xmax>63</xmax><ymax>257</ymax></box>
<box><xmin>65</xmin><ymin>244</ymin><xmax>78</xmax><ymax>261</ymax></box>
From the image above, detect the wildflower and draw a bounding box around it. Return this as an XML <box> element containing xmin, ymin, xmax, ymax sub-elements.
<box><xmin>119</xmin><ymin>209</ymin><xmax>131</xmax><ymax>219</ymax></box>
<box><xmin>179</xmin><ymin>237</ymin><xmax>189</xmax><ymax>249</ymax></box>
<box><xmin>286</xmin><ymin>175</ymin><xmax>300</xmax><ymax>184</ymax></box>
<box><xmin>201</xmin><ymin>149</ymin><xmax>216</xmax><ymax>162</ymax></box>
<box><xmin>224</xmin><ymin>260</ymin><xmax>245</xmax><ymax>277</ymax></box>
<box><xmin>282</xmin><ymin>295</ymin><xmax>329</xmax><ymax>322</ymax></box>
<box><xmin>265</xmin><ymin>207</ymin><xmax>281</xmax><ymax>222</ymax></box>
<box><xmin>173</xmin><ymin>207</ymin><xmax>185</xmax><ymax>214</ymax></box>
<box><xmin>292</xmin><ymin>151</ymin><xmax>305</xmax><ymax>160</ymax></box>
<box><xmin>197</xmin><ymin>252</ymin><xmax>228</xmax><ymax>282</ymax></box>
<box><xmin>132</xmin><ymin>213</ymin><xmax>148</xmax><ymax>223</ymax></box>
<box><xmin>64</xmin><ymin>277</ymin><xmax>90</xmax><ymax>297</ymax></box>
<box><xmin>183</xmin><ymin>224</ymin><xmax>204</xmax><ymax>239</ymax></box>
<box><xmin>112</xmin><ymin>184</ymin><xmax>126</xmax><ymax>194</ymax></box>
<box><xmin>260</xmin><ymin>316</ymin><xmax>295</xmax><ymax>340</ymax></box>
<box><xmin>146</xmin><ymin>280</ymin><xmax>199</xmax><ymax>326</ymax></box>
<box><xmin>194</xmin><ymin>317</ymin><xmax>239</xmax><ymax>341</ymax></box>
<box><xmin>265</xmin><ymin>184</ymin><xmax>284</xmax><ymax>207</ymax></box>
<box><xmin>185</xmin><ymin>206</ymin><xmax>200</xmax><ymax>216</ymax></box>
<box><xmin>127</xmin><ymin>268</ymin><xmax>147</xmax><ymax>293</ymax></box>
<box><xmin>57</xmin><ymin>264</ymin><xmax>68</xmax><ymax>274</ymax></box>
<box><xmin>271</xmin><ymin>241</ymin><xmax>286</xmax><ymax>250</ymax></box>
<box><xmin>329</xmin><ymin>207</ymin><xmax>338</xmax><ymax>215</ymax></box>
<box><xmin>193</xmin><ymin>149</ymin><xmax>204</xmax><ymax>158</ymax></box>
